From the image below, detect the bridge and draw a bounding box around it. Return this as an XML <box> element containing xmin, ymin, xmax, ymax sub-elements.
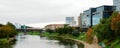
<box><xmin>16</xmin><ymin>28</ymin><xmax>43</xmax><ymax>32</ymax></box>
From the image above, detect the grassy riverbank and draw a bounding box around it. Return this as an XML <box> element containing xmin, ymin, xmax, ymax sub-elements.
<box><xmin>41</xmin><ymin>32</ymin><xmax>87</xmax><ymax>42</ymax></box>
<box><xmin>27</xmin><ymin>31</ymin><xmax>40</xmax><ymax>35</ymax></box>
<box><xmin>0</xmin><ymin>38</ymin><xmax>9</xmax><ymax>45</ymax></box>
<box><xmin>41</xmin><ymin>32</ymin><xmax>120</xmax><ymax>48</ymax></box>
<box><xmin>0</xmin><ymin>38</ymin><xmax>16</xmax><ymax>48</ymax></box>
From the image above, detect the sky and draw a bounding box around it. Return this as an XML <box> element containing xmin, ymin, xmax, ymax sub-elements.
<box><xmin>0</xmin><ymin>0</ymin><xmax>113</xmax><ymax>28</ymax></box>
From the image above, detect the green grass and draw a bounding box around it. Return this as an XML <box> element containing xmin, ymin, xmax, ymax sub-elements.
<box><xmin>110</xmin><ymin>39</ymin><xmax>120</xmax><ymax>48</ymax></box>
<box><xmin>41</xmin><ymin>32</ymin><xmax>86</xmax><ymax>41</ymax></box>
<box><xmin>102</xmin><ymin>38</ymin><xmax>120</xmax><ymax>48</ymax></box>
<box><xmin>28</xmin><ymin>31</ymin><xmax>40</xmax><ymax>35</ymax></box>
<box><xmin>41</xmin><ymin>32</ymin><xmax>120</xmax><ymax>48</ymax></box>
<box><xmin>42</xmin><ymin>32</ymin><xmax>50</xmax><ymax>36</ymax></box>
<box><xmin>0</xmin><ymin>38</ymin><xmax>9</xmax><ymax>45</ymax></box>
<box><xmin>115</xmin><ymin>43</ymin><xmax>120</xmax><ymax>48</ymax></box>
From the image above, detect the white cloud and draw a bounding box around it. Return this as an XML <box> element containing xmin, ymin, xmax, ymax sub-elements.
<box><xmin>0</xmin><ymin>0</ymin><xmax>113</xmax><ymax>28</ymax></box>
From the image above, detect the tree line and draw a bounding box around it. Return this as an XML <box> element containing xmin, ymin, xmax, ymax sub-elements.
<box><xmin>0</xmin><ymin>22</ymin><xmax>17</xmax><ymax>38</ymax></box>
<box><xmin>86</xmin><ymin>12</ymin><xmax>120</xmax><ymax>45</ymax></box>
<box><xmin>46</xmin><ymin>24</ymin><xmax>80</xmax><ymax>37</ymax></box>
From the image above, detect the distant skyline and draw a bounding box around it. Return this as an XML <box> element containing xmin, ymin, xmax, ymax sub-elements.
<box><xmin>0</xmin><ymin>0</ymin><xmax>113</xmax><ymax>28</ymax></box>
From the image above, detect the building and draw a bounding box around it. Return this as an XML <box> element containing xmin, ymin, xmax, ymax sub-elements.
<box><xmin>66</xmin><ymin>17</ymin><xmax>76</xmax><ymax>26</ymax></box>
<box><xmin>113</xmin><ymin>0</ymin><xmax>120</xmax><ymax>12</ymax></box>
<box><xmin>78</xmin><ymin>16</ymin><xmax>81</xmax><ymax>27</ymax></box>
<box><xmin>92</xmin><ymin>5</ymin><xmax>115</xmax><ymax>25</ymax></box>
<box><xmin>81</xmin><ymin>8</ymin><xmax>96</xmax><ymax>28</ymax></box>
<box><xmin>78</xmin><ymin>5</ymin><xmax>115</xmax><ymax>32</ymax></box>
<box><xmin>78</xmin><ymin>13</ymin><xmax>83</xmax><ymax>28</ymax></box>
<box><xmin>14</xmin><ymin>23</ymin><xmax>23</xmax><ymax>29</ymax></box>
<box><xmin>45</xmin><ymin>24</ymin><xmax>64</xmax><ymax>30</ymax></box>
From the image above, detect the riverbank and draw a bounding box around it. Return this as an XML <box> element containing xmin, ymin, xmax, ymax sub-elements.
<box><xmin>42</xmin><ymin>32</ymin><xmax>120</xmax><ymax>48</ymax></box>
<box><xmin>40</xmin><ymin>32</ymin><xmax>87</xmax><ymax>47</ymax></box>
<box><xmin>40</xmin><ymin>32</ymin><xmax>102</xmax><ymax>48</ymax></box>
<box><xmin>40</xmin><ymin>32</ymin><xmax>86</xmax><ymax>41</ymax></box>
<box><xmin>0</xmin><ymin>37</ymin><xmax>16</xmax><ymax>46</ymax></box>
<box><xmin>0</xmin><ymin>37</ymin><xmax>16</xmax><ymax>48</ymax></box>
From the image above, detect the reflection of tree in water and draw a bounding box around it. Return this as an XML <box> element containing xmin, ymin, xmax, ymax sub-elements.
<box><xmin>0</xmin><ymin>40</ymin><xmax>16</xmax><ymax>48</ymax></box>
<box><xmin>47</xmin><ymin>37</ymin><xmax>84</xmax><ymax>48</ymax></box>
<box><xmin>57</xmin><ymin>38</ymin><xmax>77</xmax><ymax>48</ymax></box>
<box><xmin>57</xmin><ymin>38</ymin><xmax>84</xmax><ymax>48</ymax></box>
<box><xmin>77</xmin><ymin>43</ymin><xmax>84</xmax><ymax>48</ymax></box>
<box><xmin>0</xmin><ymin>45</ymin><xmax>13</xmax><ymax>48</ymax></box>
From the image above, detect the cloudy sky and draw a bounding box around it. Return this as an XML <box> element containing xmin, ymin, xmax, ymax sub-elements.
<box><xmin>0</xmin><ymin>0</ymin><xmax>113</xmax><ymax>28</ymax></box>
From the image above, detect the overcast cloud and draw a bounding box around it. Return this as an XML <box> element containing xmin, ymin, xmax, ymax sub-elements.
<box><xmin>0</xmin><ymin>0</ymin><xmax>113</xmax><ymax>28</ymax></box>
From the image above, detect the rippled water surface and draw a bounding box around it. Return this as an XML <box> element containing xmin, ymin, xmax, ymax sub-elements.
<box><xmin>10</xmin><ymin>35</ymin><xmax>83</xmax><ymax>48</ymax></box>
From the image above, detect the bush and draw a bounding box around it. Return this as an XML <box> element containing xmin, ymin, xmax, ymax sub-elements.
<box><xmin>0</xmin><ymin>39</ymin><xmax>9</xmax><ymax>45</ymax></box>
<box><xmin>0</xmin><ymin>22</ymin><xmax>17</xmax><ymax>38</ymax></box>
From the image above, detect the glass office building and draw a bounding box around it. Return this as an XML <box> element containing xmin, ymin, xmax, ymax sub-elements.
<box><xmin>113</xmin><ymin>0</ymin><xmax>120</xmax><ymax>12</ymax></box>
<box><xmin>92</xmin><ymin>5</ymin><xmax>115</xmax><ymax>25</ymax></box>
<box><xmin>81</xmin><ymin>8</ymin><xmax>96</xmax><ymax>28</ymax></box>
<box><xmin>66</xmin><ymin>17</ymin><xmax>75</xmax><ymax>26</ymax></box>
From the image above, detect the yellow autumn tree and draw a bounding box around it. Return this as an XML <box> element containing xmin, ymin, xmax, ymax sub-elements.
<box><xmin>86</xmin><ymin>28</ymin><xmax>93</xmax><ymax>43</ymax></box>
<box><xmin>111</xmin><ymin>13</ymin><xmax>120</xmax><ymax>36</ymax></box>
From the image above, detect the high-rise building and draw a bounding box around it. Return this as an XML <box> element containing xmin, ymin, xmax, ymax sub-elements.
<box><xmin>66</xmin><ymin>17</ymin><xmax>76</xmax><ymax>26</ymax></box>
<box><xmin>81</xmin><ymin>8</ymin><xmax>96</xmax><ymax>28</ymax></box>
<box><xmin>78</xmin><ymin>13</ymin><xmax>83</xmax><ymax>28</ymax></box>
<box><xmin>79</xmin><ymin>5</ymin><xmax>115</xmax><ymax>32</ymax></box>
<box><xmin>80</xmin><ymin>5</ymin><xmax>115</xmax><ymax>29</ymax></box>
<box><xmin>92</xmin><ymin>5</ymin><xmax>115</xmax><ymax>25</ymax></box>
<box><xmin>113</xmin><ymin>0</ymin><xmax>120</xmax><ymax>12</ymax></box>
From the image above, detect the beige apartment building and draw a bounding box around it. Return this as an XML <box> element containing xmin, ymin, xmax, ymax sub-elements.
<box><xmin>45</xmin><ymin>24</ymin><xmax>64</xmax><ymax>30</ymax></box>
<box><xmin>78</xmin><ymin>13</ymin><xmax>83</xmax><ymax>28</ymax></box>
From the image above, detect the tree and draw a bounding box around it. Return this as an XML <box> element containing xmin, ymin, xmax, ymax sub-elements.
<box><xmin>55</xmin><ymin>24</ymin><xmax>75</xmax><ymax>35</ymax></box>
<box><xmin>0</xmin><ymin>22</ymin><xmax>17</xmax><ymax>38</ymax></box>
<box><xmin>45</xmin><ymin>29</ymin><xmax>54</xmax><ymax>33</ymax></box>
<box><xmin>86</xmin><ymin>28</ymin><xmax>93</xmax><ymax>43</ymax></box>
<box><xmin>111</xmin><ymin>13</ymin><xmax>120</xmax><ymax>36</ymax></box>
<box><xmin>92</xmin><ymin>12</ymin><xmax>118</xmax><ymax>41</ymax></box>
<box><xmin>6</xmin><ymin>22</ymin><xmax>16</xmax><ymax>29</ymax></box>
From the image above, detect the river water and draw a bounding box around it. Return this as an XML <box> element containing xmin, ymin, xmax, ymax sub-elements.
<box><xmin>1</xmin><ymin>35</ymin><xmax>84</xmax><ymax>48</ymax></box>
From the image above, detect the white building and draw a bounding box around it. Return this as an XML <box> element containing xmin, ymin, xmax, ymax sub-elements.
<box><xmin>66</xmin><ymin>17</ymin><xmax>76</xmax><ymax>26</ymax></box>
<box><xmin>113</xmin><ymin>0</ymin><xmax>120</xmax><ymax>12</ymax></box>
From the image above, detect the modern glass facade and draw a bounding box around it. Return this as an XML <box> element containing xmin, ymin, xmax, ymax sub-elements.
<box><xmin>92</xmin><ymin>5</ymin><xmax>115</xmax><ymax>25</ymax></box>
<box><xmin>113</xmin><ymin>0</ymin><xmax>120</xmax><ymax>12</ymax></box>
<box><xmin>81</xmin><ymin>8</ymin><xmax>96</xmax><ymax>28</ymax></box>
<box><xmin>92</xmin><ymin>14</ymin><xmax>102</xmax><ymax>25</ymax></box>
<box><xmin>66</xmin><ymin>17</ymin><xmax>75</xmax><ymax>26</ymax></box>
<box><xmin>80</xmin><ymin>5</ymin><xmax>115</xmax><ymax>29</ymax></box>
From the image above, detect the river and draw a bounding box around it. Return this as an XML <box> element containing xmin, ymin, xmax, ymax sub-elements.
<box><xmin>1</xmin><ymin>35</ymin><xmax>84</xmax><ymax>48</ymax></box>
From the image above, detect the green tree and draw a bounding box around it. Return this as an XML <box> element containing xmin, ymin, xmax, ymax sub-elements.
<box><xmin>93</xmin><ymin>12</ymin><xmax>118</xmax><ymax>41</ymax></box>
<box><xmin>55</xmin><ymin>24</ymin><xmax>75</xmax><ymax>36</ymax></box>
<box><xmin>0</xmin><ymin>22</ymin><xmax>17</xmax><ymax>38</ymax></box>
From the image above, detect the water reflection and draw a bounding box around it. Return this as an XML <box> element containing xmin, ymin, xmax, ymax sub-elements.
<box><xmin>10</xmin><ymin>35</ymin><xmax>83</xmax><ymax>48</ymax></box>
<box><xmin>0</xmin><ymin>40</ymin><xmax>16</xmax><ymax>48</ymax></box>
<box><xmin>0</xmin><ymin>45</ymin><xmax>13</xmax><ymax>48</ymax></box>
<box><xmin>49</xmin><ymin>38</ymin><xmax>77</xmax><ymax>48</ymax></box>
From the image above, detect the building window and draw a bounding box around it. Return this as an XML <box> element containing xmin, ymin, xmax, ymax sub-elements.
<box><xmin>87</xmin><ymin>15</ymin><xmax>89</xmax><ymax>17</ymax></box>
